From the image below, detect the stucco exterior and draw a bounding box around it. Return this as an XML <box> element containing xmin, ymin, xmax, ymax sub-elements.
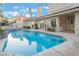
<box><xmin>25</xmin><ymin>3</ymin><xmax>79</xmax><ymax>34</ymax></box>
<box><xmin>48</xmin><ymin>3</ymin><xmax>79</xmax><ymax>34</ymax></box>
<box><xmin>48</xmin><ymin>3</ymin><xmax>79</xmax><ymax>14</ymax></box>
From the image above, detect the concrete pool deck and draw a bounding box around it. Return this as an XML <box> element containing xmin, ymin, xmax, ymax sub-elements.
<box><xmin>0</xmin><ymin>29</ymin><xmax>79</xmax><ymax>56</ymax></box>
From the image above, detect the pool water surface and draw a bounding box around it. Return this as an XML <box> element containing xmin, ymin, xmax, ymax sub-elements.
<box><xmin>3</xmin><ymin>30</ymin><xmax>65</xmax><ymax>56</ymax></box>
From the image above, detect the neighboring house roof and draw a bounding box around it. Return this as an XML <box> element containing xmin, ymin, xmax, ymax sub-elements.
<box><xmin>13</xmin><ymin>15</ymin><xmax>31</xmax><ymax>22</ymax></box>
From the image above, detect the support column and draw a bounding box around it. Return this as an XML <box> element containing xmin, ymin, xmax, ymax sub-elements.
<box><xmin>75</xmin><ymin>12</ymin><xmax>79</xmax><ymax>34</ymax></box>
<box><xmin>56</xmin><ymin>16</ymin><xmax>61</xmax><ymax>32</ymax></box>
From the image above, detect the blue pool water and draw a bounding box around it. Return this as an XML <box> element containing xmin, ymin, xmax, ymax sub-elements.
<box><xmin>3</xmin><ymin>30</ymin><xmax>65</xmax><ymax>56</ymax></box>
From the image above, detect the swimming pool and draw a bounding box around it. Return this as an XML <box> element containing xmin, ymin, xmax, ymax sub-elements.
<box><xmin>3</xmin><ymin>30</ymin><xmax>65</xmax><ymax>56</ymax></box>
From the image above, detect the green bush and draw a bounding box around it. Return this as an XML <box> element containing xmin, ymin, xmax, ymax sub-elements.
<box><xmin>47</xmin><ymin>27</ymin><xmax>55</xmax><ymax>32</ymax></box>
<box><xmin>0</xmin><ymin>28</ymin><xmax>5</xmax><ymax>34</ymax></box>
<box><xmin>0</xmin><ymin>28</ymin><xmax>6</xmax><ymax>39</ymax></box>
<box><xmin>23</xmin><ymin>26</ymin><xmax>31</xmax><ymax>29</ymax></box>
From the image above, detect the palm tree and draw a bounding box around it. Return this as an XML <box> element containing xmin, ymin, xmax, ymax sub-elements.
<box><xmin>0</xmin><ymin>4</ymin><xmax>4</xmax><ymax>22</ymax></box>
<box><xmin>29</xmin><ymin>8</ymin><xmax>33</xmax><ymax>18</ymax></box>
<box><xmin>0</xmin><ymin>4</ymin><xmax>3</xmax><ymax>15</ymax></box>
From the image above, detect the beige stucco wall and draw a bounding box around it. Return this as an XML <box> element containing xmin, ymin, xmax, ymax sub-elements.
<box><xmin>48</xmin><ymin>3</ymin><xmax>79</xmax><ymax>34</ymax></box>
<box><xmin>24</xmin><ymin>21</ymin><xmax>33</xmax><ymax>28</ymax></box>
<box><xmin>46</xmin><ymin>16</ymin><xmax>61</xmax><ymax>32</ymax></box>
<box><xmin>48</xmin><ymin>3</ymin><xmax>79</xmax><ymax>14</ymax></box>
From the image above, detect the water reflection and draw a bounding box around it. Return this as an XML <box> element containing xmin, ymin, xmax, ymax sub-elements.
<box><xmin>37</xmin><ymin>44</ymin><xmax>43</xmax><ymax>52</ymax></box>
<box><xmin>2</xmin><ymin>39</ymin><xmax>8</xmax><ymax>51</ymax></box>
<box><xmin>3</xmin><ymin>30</ymin><xmax>64</xmax><ymax>56</ymax></box>
<box><xmin>4</xmin><ymin>33</ymin><xmax>45</xmax><ymax>56</ymax></box>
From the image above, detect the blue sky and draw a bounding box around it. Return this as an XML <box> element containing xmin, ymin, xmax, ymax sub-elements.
<box><xmin>3</xmin><ymin>3</ymin><xmax>48</xmax><ymax>18</ymax></box>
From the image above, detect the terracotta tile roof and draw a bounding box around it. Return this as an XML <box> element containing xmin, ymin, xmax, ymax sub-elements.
<box><xmin>13</xmin><ymin>15</ymin><xmax>31</xmax><ymax>22</ymax></box>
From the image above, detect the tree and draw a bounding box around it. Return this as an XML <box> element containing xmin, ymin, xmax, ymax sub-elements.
<box><xmin>0</xmin><ymin>4</ymin><xmax>3</xmax><ymax>16</ymax></box>
<box><xmin>0</xmin><ymin>4</ymin><xmax>4</xmax><ymax>22</ymax></box>
<box><xmin>29</xmin><ymin>8</ymin><xmax>33</xmax><ymax>18</ymax></box>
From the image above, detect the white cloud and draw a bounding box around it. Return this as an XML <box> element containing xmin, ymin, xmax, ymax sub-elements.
<box><xmin>3</xmin><ymin>11</ymin><xmax>8</xmax><ymax>15</ymax></box>
<box><xmin>31</xmin><ymin>8</ymin><xmax>37</xmax><ymax>12</ymax></box>
<box><xmin>3</xmin><ymin>11</ymin><xmax>19</xmax><ymax>17</ymax></box>
<box><xmin>14</xmin><ymin>6</ymin><xmax>19</xmax><ymax>9</ymax></box>
<box><xmin>3</xmin><ymin>11</ymin><xmax>9</xmax><ymax>17</ymax></box>
<box><xmin>12</xmin><ymin>11</ymin><xmax>19</xmax><ymax>16</ymax></box>
<box><xmin>8</xmin><ymin>11</ymin><xmax>19</xmax><ymax>16</ymax></box>
<box><xmin>32</xmin><ymin>13</ymin><xmax>36</xmax><ymax>17</ymax></box>
<box><xmin>20</xmin><ymin>8</ymin><xmax>26</xmax><ymax>13</ymax></box>
<box><xmin>26</xmin><ymin>8</ymin><xmax>29</xmax><ymax>12</ymax></box>
<box><xmin>8</xmin><ymin>11</ymin><xmax>13</xmax><ymax>14</ymax></box>
<box><xmin>25</xmin><ymin>14</ymin><xmax>30</xmax><ymax>17</ymax></box>
<box><xmin>43</xmin><ymin>6</ymin><xmax>48</xmax><ymax>9</ymax></box>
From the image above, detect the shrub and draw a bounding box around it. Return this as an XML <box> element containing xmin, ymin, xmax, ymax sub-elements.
<box><xmin>0</xmin><ymin>28</ymin><xmax>6</xmax><ymax>39</ymax></box>
<box><xmin>23</xmin><ymin>26</ymin><xmax>31</xmax><ymax>29</ymax></box>
<box><xmin>47</xmin><ymin>27</ymin><xmax>55</xmax><ymax>32</ymax></box>
<box><xmin>0</xmin><ymin>28</ymin><xmax>5</xmax><ymax>34</ymax></box>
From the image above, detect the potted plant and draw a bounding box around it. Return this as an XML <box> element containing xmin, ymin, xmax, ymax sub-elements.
<box><xmin>0</xmin><ymin>28</ymin><xmax>6</xmax><ymax>39</ymax></box>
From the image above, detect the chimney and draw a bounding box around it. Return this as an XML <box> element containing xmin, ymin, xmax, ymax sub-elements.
<box><xmin>37</xmin><ymin>6</ymin><xmax>42</xmax><ymax>17</ymax></box>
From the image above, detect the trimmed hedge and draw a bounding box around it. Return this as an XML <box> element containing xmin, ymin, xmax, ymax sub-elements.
<box><xmin>0</xmin><ymin>28</ymin><xmax>6</xmax><ymax>39</ymax></box>
<box><xmin>23</xmin><ymin>26</ymin><xmax>31</xmax><ymax>29</ymax></box>
<box><xmin>47</xmin><ymin>27</ymin><xmax>55</xmax><ymax>32</ymax></box>
<box><xmin>0</xmin><ymin>28</ymin><xmax>5</xmax><ymax>34</ymax></box>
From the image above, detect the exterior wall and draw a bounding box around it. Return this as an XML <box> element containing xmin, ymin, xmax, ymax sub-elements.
<box><xmin>45</xmin><ymin>17</ymin><xmax>53</xmax><ymax>28</ymax></box>
<box><xmin>12</xmin><ymin>23</ymin><xmax>18</xmax><ymax>28</ymax></box>
<box><xmin>16</xmin><ymin>21</ymin><xmax>24</xmax><ymax>28</ymax></box>
<box><xmin>46</xmin><ymin>19</ymin><xmax>51</xmax><ymax>27</ymax></box>
<box><xmin>24</xmin><ymin>21</ymin><xmax>32</xmax><ymax>26</ymax></box>
<box><xmin>44</xmin><ymin>19</ymin><xmax>50</xmax><ymax>30</ymax></box>
<box><xmin>39</xmin><ymin>20</ymin><xmax>45</xmax><ymax>30</ymax></box>
<box><xmin>48</xmin><ymin>3</ymin><xmax>79</xmax><ymax>33</ymax></box>
<box><xmin>46</xmin><ymin>16</ymin><xmax>61</xmax><ymax>32</ymax></box>
<box><xmin>75</xmin><ymin>12</ymin><xmax>79</xmax><ymax>34</ymax></box>
<box><xmin>36</xmin><ymin>21</ymin><xmax>41</xmax><ymax>29</ymax></box>
<box><xmin>24</xmin><ymin>21</ymin><xmax>33</xmax><ymax>28</ymax></box>
<box><xmin>24</xmin><ymin>20</ymin><xmax>42</xmax><ymax>29</ymax></box>
<box><xmin>48</xmin><ymin>3</ymin><xmax>79</xmax><ymax>14</ymax></box>
<box><xmin>36</xmin><ymin>16</ymin><xmax>61</xmax><ymax>31</ymax></box>
<box><xmin>35</xmin><ymin>19</ymin><xmax>51</xmax><ymax>30</ymax></box>
<box><xmin>41</xmin><ymin>16</ymin><xmax>61</xmax><ymax>32</ymax></box>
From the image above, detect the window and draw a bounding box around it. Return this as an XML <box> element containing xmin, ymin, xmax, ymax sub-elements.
<box><xmin>51</xmin><ymin>19</ymin><xmax>56</xmax><ymax>27</ymax></box>
<box><xmin>71</xmin><ymin>19</ymin><xmax>73</xmax><ymax>24</ymax></box>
